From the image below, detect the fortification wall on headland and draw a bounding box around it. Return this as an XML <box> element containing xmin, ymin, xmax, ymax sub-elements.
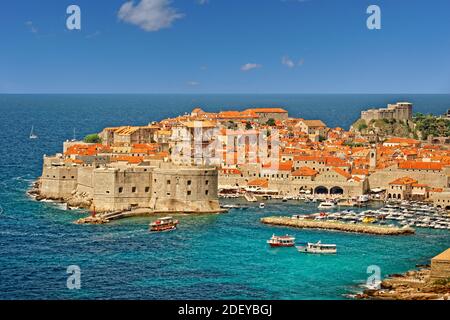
<box><xmin>92</xmin><ymin>166</ymin><xmax>153</xmax><ymax>212</ymax></box>
<box><xmin>151</xmin><ymin>166</ymin><xmax>220</xmax><ymax>213</ymax></box>
<box><xmin>39</xmin><ymin>166</ymin><xmax>78</xmax><ymax>199</ymax></box>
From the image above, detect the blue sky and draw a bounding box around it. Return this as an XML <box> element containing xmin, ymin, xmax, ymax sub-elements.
<box><xmin>1</xmin><ymin>0</ymin><xmax>449</xmax><ymax>93</ymax></box>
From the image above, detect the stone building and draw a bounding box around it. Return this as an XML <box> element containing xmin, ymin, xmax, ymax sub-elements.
<box><xmin>386</xmin><ymin>177</ymin><xmax>429</xmax><ymax>201</ymax></box>
<box><xmin>244</xmin><ymin>108</ymin><xmax>288</xmax><ymax>123</ymax></box>
<box><xmin>38</xmin><ymin>156</ymin><xmax>221</xmax><ymax>213</ymax></box>
<box><xmin>360</xmin><ymin>102</ymin><xmax>413</xmax><ymax>122</ymax></box>
<box><xmin>429</xmin><ymin>190</ymin><xmax>450</xmax><ymax>210</ymax></box>
<box><xmin>430</xmin><ymin>248</ymin><xmax>450</xmax><ymax>281</ymax></box>
<box><xmin>296</xmin><ymin>119</ymin><xmax>327</xmax><ymax>140</ymax></box>
<box><xmin>99</xmin><ymin>125</ymin><xmax>159</xmax><ymax>146</ymax></box>
<box><xmin>368</xmin><ymin>162</ymin><xmax>450</xmax><ymax>190</ymax></box>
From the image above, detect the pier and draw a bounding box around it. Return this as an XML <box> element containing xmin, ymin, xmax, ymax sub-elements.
<box><xmin>261</xmin><ymin>216</ymin><xmax>415</xmax><ymax>235</ymax></box>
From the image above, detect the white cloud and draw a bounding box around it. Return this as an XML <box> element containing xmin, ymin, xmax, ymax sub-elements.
<box><xmin>282</xmin><ymin>55</ymin><xmax>305</xmax><ymax>68</ymax></box>
<box><xmin>118</xmin><ymin>0</ymin><xmax>184</xmax><ymax>32</ymax></box>
<box><xmin>25</xmin><ymin>21</ymin><xmax>38</xmax><ymax>34</ymax></box>
<box><xmin>187</xmin><ymin>81</ymin><xmax>200</xmax><ymax>86</ymax></box>
<box><xmin>241</xmin><ymin>63</ymin><xmax>262</xmax><ymax>72</ymax></box>
<box><xmin>196</xmin><ymin>0</ymin><xmax>209</xmax><ymax>4</ymax></box>
<box><xmin>281</xmin><ymin>56</ymin><xmax>295</xmax><ymax>68</ymax></box>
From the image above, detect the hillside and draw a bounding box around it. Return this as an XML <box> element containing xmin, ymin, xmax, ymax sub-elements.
<box><xmin>351</xmin><ymin>114</ymin><xmax>450</xmax><ymax>140</ymax></box>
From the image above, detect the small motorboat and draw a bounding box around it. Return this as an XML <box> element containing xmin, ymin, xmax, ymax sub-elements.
<box><xmin>296</xmin><ymin>241</ymin><xmax>337</xmax><ymax>254</ymax></box>
<box><xmin>149</xmin><ymin>216</ymin><xmax>179</xmax><ymax>232</ymax></box>
<box><xmin>318</xmin><ymin>201</ymin><xmax>336</xmax><ymax>210</ymax></box>
<box><xmin>267</xmin><ymin>234</ymin><xmax>295</xmax><ymax>247</ymax></box>
<box><xmin>362</xmin><ymin>216</ymin><xmax>377</xmax><ymax>224</ymax></box>
<box><xmin>221</xmin><ymin>204</ymin><xmax>239</xmax><ymax>209</ymax></box>
<box><xmin>259</xmin><ymin>202</ymin><xmax>265</xmax><ymax>209</ymax></box>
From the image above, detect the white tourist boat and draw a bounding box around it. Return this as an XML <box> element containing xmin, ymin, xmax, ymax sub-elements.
<box><xmin>267</xmin><ymin>234</ymin><xmax>295</xmax><ymax>247</ymax></box>
<box><xmin>296</xmin><ymin>241</ymin><xmax>337</xmax><ymax>254</ymax></box>
<box><xmin>259</xmin><ymin>202</ymin><xmax>265</xmax><ymax>209</ymax></box>
<box><xmin>318</xmin><ymin>201</ymin><xmax>336</xmax><ymax>210</ymax></box>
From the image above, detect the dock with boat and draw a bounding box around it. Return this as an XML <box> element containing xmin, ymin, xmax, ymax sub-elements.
<box><xmin>261</xmin><ymin>216</ymin><xmax>415</xmax><ymax>235</ymax></box>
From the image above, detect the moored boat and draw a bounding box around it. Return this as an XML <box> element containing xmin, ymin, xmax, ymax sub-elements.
<box><xmin>318</xmin><ymin>201</ymin><xmax>336</xmax><ymax>210</ymax></box>
<box><xmin>149</xmin><ymin>216</ymin><xmax>179</xmax><ymax>232</ymax></box>
<box><xmin>296</xmin><ymin>241</ymin><xmax>337</xmax><ymax>254</ymax></box>
<box><xmin>267</xmin><ymin>234</ymin><xmax>295</xmax><ymax>247</ymax></box>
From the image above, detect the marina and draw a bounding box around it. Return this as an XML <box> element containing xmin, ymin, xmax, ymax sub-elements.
<box><xmin>261</xmin><ymin>216</ymin><xmax>415</xmax><ymax>235</ymax></box>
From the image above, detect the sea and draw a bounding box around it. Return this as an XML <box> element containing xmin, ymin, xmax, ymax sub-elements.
<box><xmin>0</xmin><ymin>94</ymin><xmax>449</xmax><ymax>300</ymax></box>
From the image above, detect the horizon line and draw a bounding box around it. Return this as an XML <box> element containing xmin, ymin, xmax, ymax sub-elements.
<box><xmin>1</xmin><ymin>92</ymin><xmax>449</xmax><ymax>95</ymax></box>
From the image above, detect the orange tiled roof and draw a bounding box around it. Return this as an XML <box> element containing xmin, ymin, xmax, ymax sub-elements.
<box><xmin>245</xmin><ymin>108</ymin><xmax>287</xmax><ymax>114</ymax></box>
<box><xmin>247</xmin><ymin>179</ymin><xmax>269</xmax><ymax>188</ymax></box>
<box><xmin>351</xmin><ymin>168</ymin><xmax>369</xmax><ymax>175</ymax></box>
<box><xmin>384</xmin><ymin>137</ymin><xmax>420</xmax><ymax>144</ymax></box>
<box><xmin>291</xmin><ymin>167</ymin><xmax>318</xmax><ymax>177</ymax></box>
<box><xmin>389</xmin><ymin>177</ymin><xmax>418</xmax><ymax>185</ymax></box>
<box><xmin>398</xmin><ymin>161</ymin><xmax>443</xmax><ymax>171</ymax></box>
<box><xmin>332</xmin><ymin>167</ymin><xmax>352</xmax><ymax>179</ymax></box>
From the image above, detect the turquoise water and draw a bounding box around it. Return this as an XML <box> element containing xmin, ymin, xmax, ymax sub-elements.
<box><xmin>0</xmin><ymin>94</ymin><xmax>449</xmax><ymax>299</ymax></box>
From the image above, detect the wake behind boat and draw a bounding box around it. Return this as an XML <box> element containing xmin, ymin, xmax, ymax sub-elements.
<box><xmin>29</xmin><ymin>125</ymin><xmax>38</xmax><ymax>139</ymax></box>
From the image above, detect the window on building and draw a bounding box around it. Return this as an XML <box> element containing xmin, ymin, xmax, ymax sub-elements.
<box><xmin>167</xmin><ymin>180</ymin><xmax>171</xmax><ymax>185</ymax></box>
<box><xmin>145</xmin><ymin>187</ymin><xmax>150</xmax><ymax>193</ymax></box>
<box><xmin>187</xmin><ymin>180</ymin><xmax>192</xmax><ymax>186</ymax></box>
<box><xmin>132</xmin><ymin>187</ymin><xmax>136</xmax><ymax>192</ymax></box>
<box><xmin>187</xmin><ymin>190</ymin><xmax>191</xmax><ymax>196</ymax></box>
<box><xmin>205</xmin><ymin>180</ymin><xmax>209</xmax><ymax>185</ymax></box>
<box><xmin>119</xmin><ymin>187</ymin><xmax>123</xmax><ymax>193</ymax></box>
<box><xmin>205</xmin><ymin>190</ymin><xmax>209</xmax><ymax>195</ymax></box>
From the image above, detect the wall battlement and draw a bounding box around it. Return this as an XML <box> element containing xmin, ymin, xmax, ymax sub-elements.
<box><xmin>38</xmin><ymin>157</ymin><xmax>220</xmax><ymax>213</ymax></box>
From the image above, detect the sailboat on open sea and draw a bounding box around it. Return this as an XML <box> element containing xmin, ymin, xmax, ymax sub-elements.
<box><xmin>29</xmin><ymin>126</ymin><xmax>38</xmax><ymax>139</ymax></box>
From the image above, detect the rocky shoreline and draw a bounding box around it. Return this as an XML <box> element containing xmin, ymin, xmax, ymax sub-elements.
<box><xmin>356</xmin><ymin>267</ymin><xmax>450</xmax><ymax>300</ymax></box>
<box><xmin>28</xmin><ymin>180</ymin><xmax>92</xmax><ymax>210</ymax></box>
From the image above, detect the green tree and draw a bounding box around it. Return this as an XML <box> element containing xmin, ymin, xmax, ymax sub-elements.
<box><xmin>266</xmin><ymin>118</ymin><xmax>276</xmax><ymax>126</ymax></box>
<box><xmin>358</xmin><ymin>123</ymin><xmax>368</xmax><ymax>131</ymax></box>
<box><xmin>83</xmin><ymin>133</ymin><xmax>102</xmax><ymax>143</ymax></box>
<box><xmin>245</xmin><ymin>122</ymin><xmax>253</xmax><ymax>130</ymax></box>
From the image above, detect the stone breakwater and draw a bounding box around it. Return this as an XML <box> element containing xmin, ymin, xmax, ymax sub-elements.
<box><xmin>356</xmin><ymin>267</ymin><xmax>450</xmax><ymax>300</ymax></box>
<box><xmin>261</xmin><ymin>216</ymin><xmax>415</xmax><ymax>235</ymax></box>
